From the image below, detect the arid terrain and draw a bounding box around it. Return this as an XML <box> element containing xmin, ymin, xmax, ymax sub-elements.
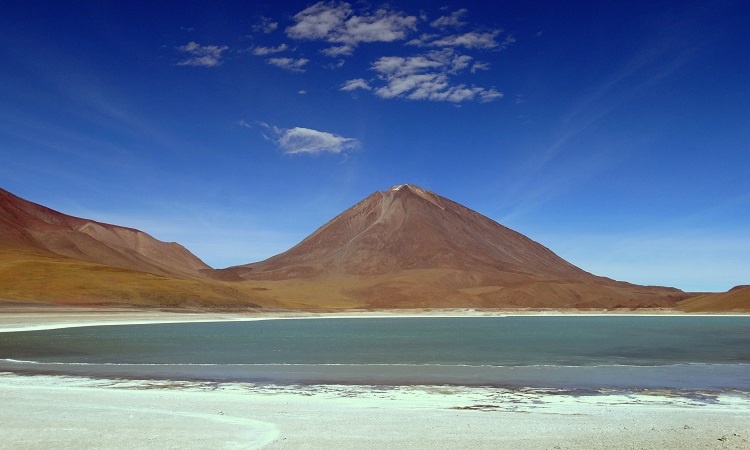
<box><xmin>1</xmin><ymin>186</ymin><xmax>746</xmax><ymax>311</ymax></box>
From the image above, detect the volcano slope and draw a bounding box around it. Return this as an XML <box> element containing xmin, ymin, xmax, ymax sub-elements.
<box><xmin>225</xmin><ymin>185</ymin><xmax>687</xmax><ymax>309</ymax></box>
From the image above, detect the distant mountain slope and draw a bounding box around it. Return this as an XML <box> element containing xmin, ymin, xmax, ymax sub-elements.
<box><xmin>0</xmin><ymin>244</ymin><xmax>270</xmax><ymax>308</ymax></box>
<box><xmin>0</xmin><ymin>188</ymin><xmax>286</xmax><ymax>308</ymax></box>
<box><xmin>678</xmin><ymin>286</ymin><xmax>750</xmax><ymax>312</ymax></box>
<box><xmin>227</xmin><ymin>185</ymin><xmax>687</xmax><ymax>309</ymax></box>
<box><xmin>0</xmin><ymin>188</ymin><xmax>209</xmax><ymax>279</ymax></box>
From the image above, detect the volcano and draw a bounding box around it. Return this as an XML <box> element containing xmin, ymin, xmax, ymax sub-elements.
<box><xmin>226</xmin><ymin>185</ymin><xmax>686</xmax><ymax>309</ymax></box>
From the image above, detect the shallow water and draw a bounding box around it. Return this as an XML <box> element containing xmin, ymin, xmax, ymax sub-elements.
<box><xmin>1</xmin><ymin>316</ymin><xmax>749</xmax><ymax>390</ymax></box>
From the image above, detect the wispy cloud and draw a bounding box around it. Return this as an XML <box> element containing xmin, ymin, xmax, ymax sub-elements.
<box><xmin>409</xmin><ymin>30</ymin><xmax>510</xmax><ymax>49</ymax></box>
<box><xmin>536</xmin><ymin>19</ymin><xmax>706</xmax><ymax>168</ymax></box>
<box><xmin>471</xmin><ymin>61</ymin><xmax>490</xmax><ymax>73</ymax></box>
<box><xmin>260</xmin><ymin>123</ymin><xmax>359</xmax><ymax>155</ymax></box>
<box><xmin>286</xmin><ymin>1</ymin><xmax>417</xmax><ymax>56</ymax></box>
<box><xmin>368</xmin><ymin>49</ymin><xmax>501</xmax><ymax>103</ymax></box>
<box><xmin>430</xmin><ymin>9</ymin><xmax>468</xmax><ymax>29</ymax></box>
<box><xmin>251</xmin><ymin>43</ymin><xmax>288</xmax><ymax>55</ymax></box>
<box><xmin>176</xmin><ymin>41</ymin><xmax>229</xmax><ymax>67</ymax></box>
<box><xmin>252</xmin><ymin>16</ymin><xmax>278</xmax><ymax>34</ymax></box>
<box><xmin>266</xmin><ymin>57</ymin><xmax>309</xmax><ymax>72</ymax></box>
<box><xmin>340</xmin><ymin>78</ymin><xmax>372</xmax><ymax>91</ymax></box>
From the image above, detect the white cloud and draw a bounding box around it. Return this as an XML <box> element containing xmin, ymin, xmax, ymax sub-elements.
<box><xmin>374</xmin><ymin>73</ymin><xmax>442</xmax><ymax>99</ymax></box>
<box><xmin>471</xmin><ymin>61</ymin><xmax>490</xmax><ymax>73</ymax></box>
<box><xmin>372</xmin><ymin>54</ymin><xmax>443</xmax><ymax>76</ymax></box>
<box><xmin>374</xmin><ymin>73</ymin><xmax>495</xmax><ymax>103</ymax></box>
<box><xmin>323</xmin><ymin>59</ymin><xmax>346</xmax><ymax>69</ymax></box>
<box><xmin>369</xmin><ymin>50</ymin><xmax>502</xmax><ymax>103</ymax></box>
<box><xmin>260</xmin><ymin>123</ymin><xmax>359</xmax><ymax>155</ymax></box>
<box><xmin>298</xmin><ymin>90</ymin><xmax>307</xmax><ymax>95</ymax></box>
<box><xmin>424</xmin><ymin>30</ymin><xmax>504</xmax><ymax>49</ymax></box>
<box><xmin>241</xmin><ymin>4</ymin><xmax>507</xmax><ymax>104</ymax></box>
<box><xmin>287</xmin><ymin>2</ymin><xmax>352</xmax><ymax>40</ymax></box>
<box><xmin>286</xmin><ymin>1</ymin><xmax>417</xmax><ymax>56</ymax></box>
<box><xmin>430</xmin><ymin>9</ymin><xmax>468</xmax><ymax>29</ymax></box>
<box><xmin>266</xmin><ymin>57</ymin><xmax>309</xmax><ymax>72</ymax></box>
<box><xmin>501</xmin><ymin>34</ymin><xmax>517</xmax><ymax>48</ymax></box>
<box><xmin>338</xmin><ymin>8</ymin><xmax>417</xmax><ymax>44</ymax></box>
<box><xmin>450</xmin><ymin>54</ymin><xmax>473</xmax><ymax>73</ymax></box>
<box><xmin>251</xmin><ymin>43</ymin><xmax>288</xmax><ymax>55</ymax></box>
<box><xmin>321</xmin><ymin>44</ymin><xmax>355</xmax><ymax>57</ymax></box>
<box><xmin>176</xmin><ymin>41</ymin><xmax>229</xmax><ymax>67</ymax></box>
<box><xmin>340</xmin><ymin>78</ymin><xmax>372</xmax><ymax>91</ymax></box>
<box><xmin>406</xmin><ymin>33</ymin><xmax>439</xmax><ymax>46</ymax></box>
<box><xmin>252</xmin><ymin>16</ymin><xmax>278</xmax><ymax>34</ymax></box>
<box><xmin>479</xmin><ymin>89</ymin><xmax>503</xmax><ymax>103</ymax></box>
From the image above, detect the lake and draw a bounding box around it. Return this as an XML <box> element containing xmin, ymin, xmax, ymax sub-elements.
<box><xmin>1</xmin><ymin>316</ymin><xmax>749</xmax><ymax>392</ymax></box>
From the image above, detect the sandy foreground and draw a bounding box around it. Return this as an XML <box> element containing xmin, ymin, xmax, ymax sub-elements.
<box><xmin>1</xmin><ymin>373</ymin><xmax>749</xmax><ymax>450</ymax></box>
<box><xmin>1</xmin><ymin>308</ymin><xmax>749</xmax><ymax>449</ymax></box>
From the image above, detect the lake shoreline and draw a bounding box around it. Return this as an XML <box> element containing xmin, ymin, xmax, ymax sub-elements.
<box><xmin>1</xmin><ymin>305</ymin><xmax>747</xmax><ymax>333</ymax></box>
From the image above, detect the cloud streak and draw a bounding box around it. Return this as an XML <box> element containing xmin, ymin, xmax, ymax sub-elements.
<box><xmin>252</xmin><ymin>16</ymin><xmax>278</xmax><ymax>34</ymax></box>
<box><xmin>409</xmin><ymin>30</ymin><xmax>512</xmax><ymax>50</ymax></box>
<box><xmin>430</xmin><ymin>9</ymin><xmax>468</xmax><ymax>29</ymax></box>
<box><xmin>266</xmin><ymin>57</ymin><xmax>309</xmax><ymax>72</ymax></box>
<box><xmin>340</xmin><ymin>78</ymin><xmax>372</xmax><ymax>91</ymax></box>
<box><xmin>251</xmin><ymin>44</ymin><xmax>288</xmax><ymax>56</ymax></box>
<box><xmin>176</xmin><ymin>41</ymin><xmax>228</xmax><ymax>67</ymax></box>
<box><xmin>260</xmin><ymin>123</ymin><xmax>359</xmax><ymax>155</ymax></box>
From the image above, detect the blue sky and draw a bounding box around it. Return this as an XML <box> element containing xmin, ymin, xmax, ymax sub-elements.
<box><xmin>1</xmin><ymin>1</ymin><xmax>748</xmax><ymax>292</ymax></box>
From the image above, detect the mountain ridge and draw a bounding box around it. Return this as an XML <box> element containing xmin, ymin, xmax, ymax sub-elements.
<box><xmin>1</xmin><ymin>185</ymin><xmax>744</xmax><ymax>311</ymax></box>
<box><xmin>0</xmin><ymin>188</ymin><xmax>210</xmax><ymax>279</ymax></box>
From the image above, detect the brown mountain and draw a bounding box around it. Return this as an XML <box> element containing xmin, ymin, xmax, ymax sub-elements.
<box><xmin>678</xmin><ymin>285</ymin><xmax>750</xmax><ymax>312</ymax></box>
<box><xmin>0</xmin><ymin>188</ymin><xmax>275</xmax><ymax>308</ymax></box>
<box><xmin>0</xmin><ymin>188</ymin><xmax>209</xmax><ymax>279</ymax></box>
<box><xmin>227</xmin><ymin>184</ymin><xmax>687</xmax><ymax>309</ymax></box>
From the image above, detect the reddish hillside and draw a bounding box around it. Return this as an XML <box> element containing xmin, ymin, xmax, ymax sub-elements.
<box><xmin>0</xmin><ymin>188</ymin><xmax>210</xmax><ymax>279</ymax></box>
<box><xmin>228</xmin><ymin>185</ymin><xmax>686</xmax><ymax>309</ymax></box>
<box><xmin>678</xmin><ymin>286</ymin><xmax>750</xmax><ymax>312</ymax></box>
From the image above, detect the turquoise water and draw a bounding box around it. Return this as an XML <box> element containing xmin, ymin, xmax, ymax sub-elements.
<box><xmin>1</xmin><ymin>317</ymin><xmax>749</xmax><ymax>390</ymax></box>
